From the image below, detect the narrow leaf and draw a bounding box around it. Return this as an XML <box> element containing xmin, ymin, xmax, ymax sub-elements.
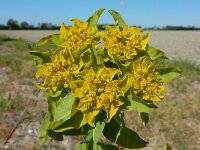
<box><xmin>126</xmin><ymin>95</ymin><xmax>157</xmax><ymax>113</ymax></box>
<box><xmin>87</xmin><ymin>8</ymin><xmax>105</xmax><ymax>31</ymax></box>
<box><xmin>108</xmin><ymin>10</ymin><xmax>126</xmax><ymax>29</ymax></box>
<box><xmin>83</xmin><ymin>119</ymin><xmax>105</xmax><ymax>150</ymax></box>
<box><xmin>140</xmin><ymin>112</ymin><xmax>149</xmax><ymax>126</ymax></box>
<box><xmin>29</xmin><ymin>50</ymin><xmax>51</xmax><ymax>65</ymax></box>
<box><xmin>36</xmin><ymin>35</ymin><xmax>54</xmax><ymax>46</ymax></box>
<box><xmin>166</xmin><ymin>143</ymin><xmax>172</xmax><ymax>150</ymax></box>
<box><xmin>38</xmin><ymin>113</ymin><xmax>51</xmax><ymax>145</ymax></box>
<box><xmin>93</xmin><ymin>121</ymin><xmax>105</xmax><ymax>148</ymax></box>
<box><xmin>157</xmin><ymin>67</ymin><xmax>181</xmax><ymax>83</ymax></box>
<box><xmin>146</xmin><ymin>45</ymin><xmax>168</xmax><ymax>60</ymax></box>
<box><xmin>36</xmin><ymin>34</ymin><xmax>62</xmax><ymax>47</ymax></box>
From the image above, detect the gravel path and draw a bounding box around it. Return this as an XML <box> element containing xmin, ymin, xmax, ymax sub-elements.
<box><xmin>1</xmin><ymin>30</ymin><xmax>200</xmax><ymax>65</ymax></box>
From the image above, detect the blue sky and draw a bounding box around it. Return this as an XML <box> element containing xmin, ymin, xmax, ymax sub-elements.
<box><xmin>0</xmin><ymin>0</ymin><xmax>200</xmax><ymax>27</ymax></box>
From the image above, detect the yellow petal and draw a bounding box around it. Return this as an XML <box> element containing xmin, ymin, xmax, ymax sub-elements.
<box><xmin>35</xmin><ymin>64</ymin><xmax>52</xmax><ymax>79</ymax></box>
<box><xmin>70</xmin><ymin>19</ymin><xmax>88</xmax><ymax>28</ymax></box>
<box><xmin>106</xmin><ymin>104</ymin><xmax>119</xmax><ymax>123</ymax></box>
<box><xmin>60</xmin><ymin>22</ymin><xmax>69</xmax><ymax>40</ymax></box>
<box><xmin>140</xmin><ymin>33</ymin><xmax>150</xmax><ymax>50</ymax></box>
<box><xmin>84</xmin><ymin>110</ymin><xmax>100</xmax><ymax>127</ymax></box>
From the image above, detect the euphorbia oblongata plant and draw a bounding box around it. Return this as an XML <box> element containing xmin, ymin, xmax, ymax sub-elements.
<box><xmin>29</xmin><ymin>8</ymin><xmax>180</xmax><ymax>150</ymax></box>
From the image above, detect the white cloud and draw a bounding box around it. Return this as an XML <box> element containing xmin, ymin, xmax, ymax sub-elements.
<box><xmin>120</xmin><ymin>1</ymin><xmax>125</xmax><ymax>7</ymax></box>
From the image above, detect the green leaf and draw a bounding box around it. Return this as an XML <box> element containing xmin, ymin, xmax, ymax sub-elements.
<box><xmin>77</xmin><ymin>142</ymin><xmax>87</xmax><ymax>150</ymax></box>
<box><xmin>47</xmin><ymin>90</ymin><xmax>63</xmax><ymax>99</ymax></box>
<box><xmin>108</xmin><ymin>10</ymin><xmax>127</xmax><ymax>29</ymax></box>
<box><xmin>97</xmin><ymin>143</ymin><xmax>119</xmax><ymax>150</ymax></box>
<box><xmin>87</xmin><ymin>8</ymin><xmax>105</xmax><ymax>31</ymax></box>
<box><xmin>51</xmin><ymin>34</ymin><xmax>63</xmax><ymax>46</ymax></box>
<box><xmin>93</xmin><ymin>121</ymin><xmax>105</xmax><ymax>149</ymax></box>
<box><xmin>53</xmin><ymin>111</ymin><xmax>87</xmax><ymax>132</ymax></box>
<box><xmin>157</xmin><ymin>67</ymin><xmax>181</xmax><ymax>83</ymax></box>
<box><xmin>48</xmin><ymin>93</ymin><xmax>78</xmax><ymax>129</ymax></box>
<box><xmin>48</xmin><ymin>130</ymin><xmax>63</xmax><ymax>141</ymax></box>
<box><xmin>84</xmin><ymin>46</ymin><xmax>98</xmax><ymax>71</ymax></box>
<box><xmin>62</xmin><ymin>128</ymin><xmax>82</xmax><ymax>136</ymax></box>
<box><xmin>103</xmin><ymin>115</ymin><xmax>148</xmax><ymax>149</ymax></box>
<box><xmin>29</xmin><ymin>50</ymin><xmax>51</xmax><ymax>65</ymax></box>
<box><xmin>96</xmin><ymin>49</ymin><xmax>109</xmax><ymax>63</ymax></box>
<box><xmin>166</xmin><ymin>143</ymin><xmax>172</xmax><ymax>150</ymax></box>
<box><xmin>74</xmin><ymin>45</ymin><xmax>90</xmax><ymax>60</ymax></box>
<box><xmin>27</xmin><ymin>43</ymin><xmax>34</xmax><ymax>50</ymax></box>
<box><xmin>126</xmin><ymin>95</ymin><xmax>157</xmax><ymax>113</ymax></box>
<box><xmin>112</xmin><ymin>55</ymin><xmax>124</xmax><ymax>71</ymax></box>
<box><xmin>93</xmin><ymin>121</ymin><xmax>105</xmax><ymax>147</ymax></box>
<box><xmin>140</xmin><ymin>112</ymin><xmax>149</xmax><ymax>126</ymax></box>
<box><xmin>146</xmin><ymin>45</ymin><xmax>168</xmax><ymax>60</ymax></box>
<box><xmin>36</xmin><ymin>34</ymin><xmax>63</xmax><ymax>47</ymax></box>
<box><xmin>38</xmin><ymin>113</ymin><xmax>51</xmax><ymax>145</ymax></box>
<box><xmin>83</xmin><ymin>119</ymin><xmax>105</xmax><ymax>150</ymax></box>
<box><xmin>36</xmin><ymin>35</ymin><xmax>54</xmax><ymax>46</ymax></box>
<box><xmin>77</xmin><ymin>142</ymin><xmax>119</xmax><ymax>150</ymax></box>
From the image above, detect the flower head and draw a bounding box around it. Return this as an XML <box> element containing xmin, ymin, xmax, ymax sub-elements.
<box><xmin>35</xmin><ymin>49</ymin><xmax>79</xmax><ymax>92</ymax></box>
<box><xmin>60</xmin><ymin>19</ymin><xmax>100</xmax><ymax>53</ymax></box>
<box><xmin>103</xmin><ymin>26</ymin><xmax>150</xmax><ymax>60</ymax></box>
<box><xmin>128</xmin><ymin>57</ymin><xmax>165</xmax><ymax>101</ymax></box>
<box><xmin>73</xmin><ymin>67</ymin><xmax>124</xmax><ymax>126</ymax></box>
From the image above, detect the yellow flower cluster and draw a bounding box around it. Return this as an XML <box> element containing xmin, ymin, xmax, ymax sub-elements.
<box><xmin>73</xmin><ymin>68</ymin><xmax>124</xmax><ymax>126</ymax></box>
<box><xmin>35</xmin><ymin>19</ymin><xmax>165</xmax><ymax>126</ymax></box>
<box><xmin>103</xmin><ymin>26</ymin><xmax>150</xmax><ymax>60</ymax></box>
<box><xmin>128</xmin><ymin>57</ymin><xmax>165</xmax><ymax>101</ymax></box>
<box><xmin>36</xmin><ymin>19</ymin><xmax>99</xmax><ymax>92</ymax></box>
<box><xmin>36</xmin><ymin>50</ymin><xmax>78</xmax><ymax>92</ymax></box>
<box><xmin>60</xmin><ymin>19</ymin><xmax>100</xmax><ymax>52</ymax></box>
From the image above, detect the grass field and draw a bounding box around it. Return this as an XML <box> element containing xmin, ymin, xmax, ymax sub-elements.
<box><xmin>0</xmin><ymin>32</ymin><xmax>200</xmax><ymax>150</ymax></box>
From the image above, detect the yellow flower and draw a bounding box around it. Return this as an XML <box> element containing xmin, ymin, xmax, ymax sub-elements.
<box><xmin>60</xmin><ymin>19</ymin><xmax>100</xmax><ymax>53</ymax></box>
<box><xmin>103</xmin><ymin>26</ymin><xmax>150</xmax><ymax>60</ymax></box>
<box><xmin>73</xmin><ymin>67</ymin><xmax>124</xmax><ymax>126</ymax></box>
<box><xmin>35</xmin><ymin>49</ymin><xmax>79</xmax><ymax>92</ymax></box>
<box><xmin>100</xmin><ymin>81</ymin><xmax>124</xmax><ymax>122</ymax></box>
<box><xmin>75</xmin><ymin>80</ymin><xmax>102</xmax><ymax>127</ymax></box>
<box><xmin>128</xmin><ymin>57</ymin><xmax>165</xmax><ymax>101</ymax></box>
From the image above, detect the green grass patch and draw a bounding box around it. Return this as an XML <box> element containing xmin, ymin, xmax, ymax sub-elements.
<box><xmin>155</xmin><ymin>59</ymin><xmax>200</xmax><ymax>81</ymax></box>
<box><xmin>0</xmin><ymin>55</ymin><xmax>33</xmax><ymax>73</ymax></box>
<box><xmin>0</xmin><ymin>36</ymin><xmax>36</xmax><ymax>73</ymax></box>
<box><xmin>0</xmin><ymin>94</ymin><xmax>23</xmax><ymax>111</ymax></box>
<box><xmin>0</xmin><ymin>36</ymin><xmax>29</xmax><ymax>51</ymax></box>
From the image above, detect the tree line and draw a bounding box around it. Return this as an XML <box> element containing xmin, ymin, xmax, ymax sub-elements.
<box><xmin>0</xmin><ymin>18</ymin><xmax>200</xmax><ymax>30</ymax></box>
<box><xmin>0</xmin><ymin>18</ymin><xmax>60</xmax><ymax>30</ymax></box>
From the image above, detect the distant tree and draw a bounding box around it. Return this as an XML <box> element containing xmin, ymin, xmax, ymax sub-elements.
<box><xmin>7</xmin><ymin>18</ymin><xmax>19</xmax><ymax>29</ymax></box>
<box><xmin>20</xmin><ymin>21</ymin><xmax>30</xmax><ymax>29</ymax></box>
<box><xmin>0</xmin><ymin>24</ymin><xmax>7</xmax><ymax>29</ymax></box>
<box><xmin>38</xmin><ymin>23</ymin><xmax>53</xmax><ymax>29</ymax></box>
<box><xmin>164</xmin><ymin>25</ymin><xmax>198</xmax><ymax>30</ymax></box>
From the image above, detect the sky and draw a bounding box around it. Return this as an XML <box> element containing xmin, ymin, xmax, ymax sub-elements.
<box><xmin>0</xmin><ymin>0</ymin><xmax>200</xmax><ymax>27</ymax></box>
